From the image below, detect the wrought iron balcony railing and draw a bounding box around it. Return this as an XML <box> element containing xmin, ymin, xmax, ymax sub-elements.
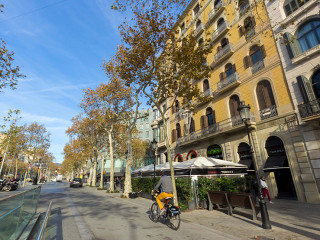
<box><xmin>251</xmin><ymin>60</ymin><xmax>265</xmax><ymax>74</ymax></box>
<box><xmin>298</xmin><ymin>98</ymin><xmax>320</xmax><ymax>119</ymax></box>
<box><xmin>175</xmin><ymin>113</ymin><xmax>255</xmax><ymax>146</ymax></box>
<box><xmin>211</xmin><ymin>22</ymin><xmax>228</xmax><ymax>41</ymax></box>
<box><xmin>214</xmin><ymin>43</ymin><xmax>233</xmax><ymax>62</ymax></box>
<box><xmin>260</xmin><ymin>105</ymin><xmax>278</xmax><ymax>120</ymax></box>
<box><xmin>217</xmin><ymin>72</ymin><xmax>239</xmax><ymax>90</ymax></box>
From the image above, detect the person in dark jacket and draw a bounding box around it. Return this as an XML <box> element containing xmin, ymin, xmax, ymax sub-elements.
<box><xmin>152</xmin><ymin>172</ymin><xmax>173</xmax><ymax>215</ymax></box>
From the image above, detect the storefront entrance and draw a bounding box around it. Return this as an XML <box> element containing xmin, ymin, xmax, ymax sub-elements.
<box><xmin>264</xmin><ymin>136</ymin><xmax>297</xmax><ymax>199</ymax></box>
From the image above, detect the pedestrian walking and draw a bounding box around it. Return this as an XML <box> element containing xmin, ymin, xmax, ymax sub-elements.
<box><xmin>260</xmin><ymin>176</ymin><xmax>273</xmax><ymax>204</ymax></box>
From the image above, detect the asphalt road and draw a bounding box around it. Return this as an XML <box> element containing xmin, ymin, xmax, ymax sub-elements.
<box><xmin>37</xmin><ymin>182</ymin><xmax>238</xmax><ymax>240</ymax></box>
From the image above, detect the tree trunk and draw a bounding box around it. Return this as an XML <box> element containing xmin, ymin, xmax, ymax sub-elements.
<box><xmin>100</xmin><ymin>152</ymin><xmax>105</xmax><ymax>189</ymax></box>
<box><xmin>14</xmin><ymin>158</ymin><xmax>18</xmax><ymax>179</ymax></box>
<box><xmin>37</xmin><ymin>164</ymin><xmax>42</xmax><ymax>184</ymax></box>
<box><xmin>92</xmin><ymin>158</ymin><xmax>97</xmax><ymax>187</ymax></box>
<box><xmin>109</xmin><ymin>130</ymin><xmax>115</xmax><ymax>192</ymax></box>
<box><xmin>88</xmin><ymin>164</ymin><xmax>93</xmax><ymax>186</ymax></box>
<box><xmin>124</xmin><ymin>130</ymin><xmax>132</xmax><ymax>197</ymax></box>
<box><xmin>163</xmin><ymin>116</ymin><xmax>179</xmax><ymax>206</ymax></box>
<box><xmin>23</xmin><ymin>168</ymin><xmax>28</xmax><ymax>187</ymax></box>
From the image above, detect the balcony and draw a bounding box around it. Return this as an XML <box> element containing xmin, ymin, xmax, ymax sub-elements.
<box><xmin>214</xmin><ymin>43</ymin><xmax>234</xmax><ymax>64</ymax></box>
<box><xmin>251</xmin><ymin>60</ymin><xmax>265</xmax><ymax>74</ymax></box>
<box><xmin>194</xmin><ymin>23</ymin><xmax>204</xmax><ymax>38</ymax></box>
<box><xmin>260</xmin><ymin>105</ymin><xmax>278</xmax><ymax>120</ymax></box>
<box><xmin>239</xmin><ymin>3</ymin><xmax>250</xmax><ymax>17</ymax></box>
<box><xmin>245</xmin><ymin>27</ymin><xmax>255</xmax><ymax>40</ymax></box>
<box><xmin>201</xmin><ymin>88</ymin><xmax>214</xmax><ymax>97</ymax></box>
<box><xmin>206</xmin><ymin>1</ymin><xmax>225</xmax><ymax>27</ymax></box>
<box><xmin>175</xmin><ymin>113</ymin><xmax>256</xmax><ymax>147</ymax></box>
<box><xmin>217</xmin><ymin>72</ymin><xmax>240</xmax><ymax>93</ymax></box>
<box><xmin>211</xmin><ymin>22</ymin><xmax>229</xmax><ymax>42</ymax></box>
<box><xmin>298</xmin><ymin>98</ymin><xmax>320</xmax><ymax>121</ymax></box>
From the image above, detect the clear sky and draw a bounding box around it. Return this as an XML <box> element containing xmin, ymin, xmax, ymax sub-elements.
<box><xmin>0</xmin><ymin>0</ymin><xmax>127</xmax><ymax>163</ymax></box>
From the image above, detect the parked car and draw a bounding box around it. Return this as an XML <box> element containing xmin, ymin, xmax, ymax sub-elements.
<box><xmin>70</xmin><ymin>178</ymin><xmax>83</xmax><ymax>188</ymax></box>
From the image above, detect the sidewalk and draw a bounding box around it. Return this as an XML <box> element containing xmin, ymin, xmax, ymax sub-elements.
<box><xmin>83</xmin><ymin>186</ymin><xmax>320</xmax><ymax>240</ymax></box>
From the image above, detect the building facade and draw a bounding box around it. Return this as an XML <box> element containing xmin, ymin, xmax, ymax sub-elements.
<box><xmin>157</xmin><ymin>0</ymin><xmax>320</xmax><ymax>203</ymax></box>
<box><xmin>263</xmin><ymin>0</ymin><xmax>320</xmax><ymax>203</ymax></box>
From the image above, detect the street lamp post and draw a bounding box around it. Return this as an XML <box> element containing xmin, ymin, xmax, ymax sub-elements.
<box><xmin>238</xmin><ymin>101</ymin><xmax>271</xmax><ymax>230</ymax></box>
<box><xmin>151</xmin><ymin>138</ymin><xmax>158</xmax><ymax>187</ymax></box>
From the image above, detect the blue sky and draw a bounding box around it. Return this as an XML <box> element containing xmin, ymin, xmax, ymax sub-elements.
<box><xmin>0</xmin><ymin>0</ymin><xmax>128</xmax><ymax>163</ymax></box>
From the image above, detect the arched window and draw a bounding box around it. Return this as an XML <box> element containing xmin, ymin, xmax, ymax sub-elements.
<box><xmin>256</xmin><ymin>80</ymin><xmax>276</xmax><ymax>110</ymax></box>
<box><xmin>206</xmin><ymin>107</ymin><xmax>216</xmax><ymax>126</ymax></box>
<box><xmin>229</xmin><ymin>95</ymin><xmax>240</xmax><ymax>117</ymax></box>
<box><xmin>187</xmin><ymin>150</ymin><xmax>197</xmax><ymax>160</ymax></box>
<box><xmin>312</xmin><ymin>70</ymin><xmax>320</xmax><ymax>99</ymax></box>
<box><xmin>217</xmin><ymin>18</ymin><xmax>226</xmax><ymax>30</ymax></box>
<box><xmin>239</xmin><ymin>0</ymin><xmax>249</xmax><ymax>15</ymax></box>
<box><xmin>221</xmin><ymin>38</ymin><xmax>229</xmax><ymax>48</ymax></box>
<box><xmin>207</xmin><ymin>144</ymin><xmax>223</xmax><ymax>159</ymax></box>
<box><xmin>196</xmin><ymin>20</ymin><xmax>202</xmax><ymax>28</ymax></box>
<box><xmin>203</xmin><ymin>79</ymin><xmax>210</xmax><ymax>91</ymax></box>
<box><xmin>250</xmin><ymin>45</ymin><xmax>264</xmax><ymax>64</ymax></box>
<box><xmin>296</xmin><ymin>19</ymin><xmax>320</xmax><ymax>53</ymax></box>
<box><xmin>175</xmin><ymin>100</ymin><xmax>180</xmax><ymax>113</ymax></box>
<box><xmin>284</xmin><ymin>0</ymin><xmax>309</xmax><ymax>17</ymax></box>
<box><xmin>225</xmin><ymin>63</ymin><xmax>234</xmax><ymax>77</ymax></box>
<box><xmin>190</xmin><ymin>117</ymin><xmax>195</xmax><ymax>133</ymax></box>
<box><xmin>198</xmin><ymin>38</ymin><xmax>204</xmax><ymax>46</ymax></box>
<box><xmin>214</xmin><ymin>0</ymin><xmax>222</xmax><ymax>8</ymax></box>
<box><xmin>176</xmin><ymin>123</ymin><xmax>181</xmax><ymax>139</ymax></box>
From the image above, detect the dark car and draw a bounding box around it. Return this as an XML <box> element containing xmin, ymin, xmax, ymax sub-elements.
<box><xmin>70</xmin><ymin>178</ymin><xmax>83</xmax><ymax>188</ymax></box>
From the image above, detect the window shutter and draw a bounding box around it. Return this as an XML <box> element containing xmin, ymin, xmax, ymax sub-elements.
<box><xmin>283</xmin><ymin>32</ymin><xmax>302</xmax><ymax>59</ymax></box>
<box><xmin>174</xmin><ymin>129</ymin><xmax>177</xmax><ymax>142</ymax></box>
<box><xmin>260</xmin><ymin>45</ymin><xmax>266</xmax><ymax>58</ymax></box>
<box><xmin>297</xmin><ymin>75</ymin><xmax>316</xmax><ymax>103</ymax></box>
<box><xmin>283</xmin><ymin>32</ymin><xmax>294</xmax><ymax>59</ymax></box>
<box><xmin>212</xmin><ymin>110</ymin><xmax>216</xmax><ymax>124</ymax></box>
<box><xmin>239</xmin><ymin>26</ymin><xmax>246</xmax><ymax>37</ymax></box>
<box><xmin>183</xmin><ymin>124</ymin><xmax>187</xmax><ymax>135</ymax></box>
<box><xmin>232</xmin><ymin>64</ymin><xmax>237</xmax><ymax>72</ymax></box>
<box><xmin>171</xmin><ymin>105</ymin><xmax>175</xmax><ymax>114</ymax></box>
<box><xmin>222</xmin><ymin>72</ymin><xmax>227</xmax><ymax>79</ymax></box>
<box><xmin>200</xmin><ymin>115</ymin><xmax>205</xmax><ymax>129</ymax></box>
<box><xmin>171</xmin><ymin>130</ymin><xmax>175</xmax><ymax>143</ymax></box>
<box><xmin>204</xmin><ymin>115</ymin><xmax>209</xmax><ymax>127</ymax></box>
<box><xmin>217</xmin><ymin>46</ymin><xmax>222</xmax><ymax>52</ymax></box>
<box><xmin>219</xmin><ymin>72</ymin><xmax>225</xmax><ymax>80</ymax></box>
<box><xmin>244</xmin><ymin>56</ymin><xmax>250</xmax><ymax>69</ymax></box>
<box><xmin>251</xmin><ymin>17</ymin><xmax>256</xmax><ymax>27</ymax></box>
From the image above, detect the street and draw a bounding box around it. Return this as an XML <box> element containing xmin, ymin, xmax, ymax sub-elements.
<box><xmin>37</xmin><ymin>182</ymin><xmax>238</xmax><ymax>240</ymax></box>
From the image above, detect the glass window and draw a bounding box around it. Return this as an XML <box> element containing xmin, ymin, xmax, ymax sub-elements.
<box><xmin>284</xmin><ymin>0</ymin><xmax>309</xmax><ymax>16</ymax></box>
<box><xmin>225</xmin><ymin>63</ymin><xmax>234</xmax><ymax>76</ymax></box>
<box><xmin>256</xmin><ymin>80</ymin><xmax>276</xmax><ymax>110</ymax></box>
<box><xmin>190</xmin><ymin>118</ymin><xmax>195</xmax><ymax>133</ymax></box>
<box><xmin>176</xmin><ymin>123</ymin><xmax>181</xmax><ymax>138</ymax></box>
<box><xmin>229</xmin><ymin>95</ymin><xmax>240</xmax><ymax>117</ymax></box>
<box><xmin>250</xmin><ymin>45</ymin><xmax>263</xmax><ymax>64</ymax></box>
<box><xmin>312</xmin><ymin>70</ymin><xmax>320</xmax><ymax>99</ymax></box>
<box><xmin>297</xmin><ymin>20</ymin><xmax>320</xmax><ymax>53</ymax></box>
<box><xmin>206</xmin><ymin>107</ymin><xmax>215</xmax><ymax>126</ymax></box>
<box><xmin>203</xmin><ymin>79</ymin><xmax>210</xmax><ymax>91</ymax></box>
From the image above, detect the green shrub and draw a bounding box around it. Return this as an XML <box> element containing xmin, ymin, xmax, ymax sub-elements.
<box><xmin>178</xmin><ymin>201</ymin><xmax>188</xmax><ymax>212</ymax></box>
<box><xmin>132</xmin><ymin>177</ymin><xmax>192</xmax><ymax>203</ymax></box>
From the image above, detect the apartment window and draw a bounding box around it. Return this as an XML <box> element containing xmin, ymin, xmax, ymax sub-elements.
<box><xmin>193</xmin><ymin>3</ymin><xmax>200</xmax><ymax>16</ymax></box>
<box><xmin>180</xmin><ymin>22</ymin><xmax>185</xmax><ymax>34</ymax></box>
<box><xmin>221</xmin><ymin>37</ymin><xmax>229</xmax><ymax>48</ymax></box>
<box><xmin>225</xmin><ymin>63</ymin><xmax>234</xmax><ymax>77</ymax></box>
<box><xmin>217</xmin><ymin>18</ymin><xmax>226</xmax><ymax>30</ymax></box>
<box><xmin>297</xmin><ymin>19</ymin><xmax>320</xmax><ymax>53</ymax></box>
<box><xmin>203</xmin><ymin>79</ymin><xmax>210</xmax><ymax>91</ymax></box>
<box><xmin>214</xmin><ymin>0</ymin><xmax>222</xmax><ymax>8</ymax></box>
<box><xmin>229</xmin><ymin>95</ymin><xmax>240</xmax><ymax>117</ymax></box>
<box><xmin>284</xmin><ymin>0</ymin><xmax>309</xmax><ymax>17</ymax></box>
<box><xmin>176</xmin><ymin>123</ymin><xmax>181</xmax><ymax>139</ymax></box>
<box><xmin>206</xmin><ymin>107</ymin><xmax>216</xmax><ymax>126</ymax></box>
<box><xmin>190</xmin><ymin>117</ymin><xmax>195</xmax><ymax>133</ymax></box>
<box><xmin>198</xmin><ymin>37</ymin><xmax>204</xmax><ymax>46</ymax></box>
<box><xmin>256</xmin><ymin>80</ymin><xmax>276</xmax><ymax>110</ymax></box>
<box><xmin>312</xmin><ymin>70</ymin><xmax>320</xmax><ymax>99</ymax></box>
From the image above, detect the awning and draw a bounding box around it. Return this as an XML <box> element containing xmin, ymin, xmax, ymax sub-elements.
<box><xmin>239</xmin><ymin>159</ymin><xmax>255</xmax><ymax>171</ymax></box>
<box><xmin>263</xmin><ymin>156</ymin><xmax>289</xmax><ymax>172</ymax></box>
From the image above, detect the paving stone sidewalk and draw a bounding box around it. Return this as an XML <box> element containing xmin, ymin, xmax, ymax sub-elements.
<box><xmin>84</xmin><ymin>186</ymin><xmax>320</xmax><ymax>240</ymax></box>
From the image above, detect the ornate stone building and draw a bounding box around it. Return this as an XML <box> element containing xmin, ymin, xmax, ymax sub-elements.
<box><xmin>157</xmin><ymin>0</ymin><xmax>320</xmax><ymax>203</ymax></box>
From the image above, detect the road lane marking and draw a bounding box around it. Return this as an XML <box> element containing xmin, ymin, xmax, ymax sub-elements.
<box><xmin>66</xmin><ymin>192</ymin><xmax>95</xmax><ymax>240</ymax></box>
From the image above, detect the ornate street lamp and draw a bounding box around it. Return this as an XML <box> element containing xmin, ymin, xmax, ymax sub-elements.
<box><xmin>238</xmin><ymin>101</ymin><xmax>271</xmax><ymax>230</ymax></box>
<box><xmin>151</xmin><ymin>138</ymin><xmax>158</xmax><ymax>187</ymax></box>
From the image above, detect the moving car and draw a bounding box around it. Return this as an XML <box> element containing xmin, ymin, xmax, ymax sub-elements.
<box><xmin>56</xmin><ymin>174</ymin><xmax>63</xmax><ymax>182</ymax></box>
<box><xmin>70</xmin><ymin>178</ymin><xmax>83</xmax><ymax>188</ymax></box>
